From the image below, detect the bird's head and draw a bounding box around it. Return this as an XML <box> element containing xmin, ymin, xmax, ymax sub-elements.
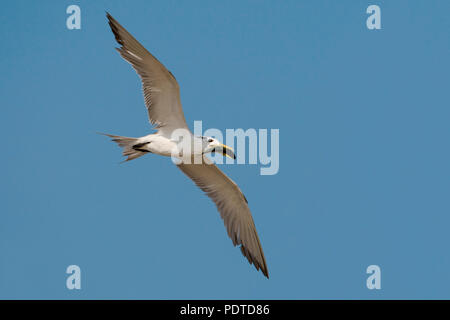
<box><xmin>202</xmin><ymin>136</ymin><xmax>236</xmax><ymax>160</ymax></box>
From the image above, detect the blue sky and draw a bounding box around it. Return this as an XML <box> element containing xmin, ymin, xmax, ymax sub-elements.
<box><xmin>0</xmin><ymin>0</ymin><xmax>449</xmax><ymax>299</ymax></box>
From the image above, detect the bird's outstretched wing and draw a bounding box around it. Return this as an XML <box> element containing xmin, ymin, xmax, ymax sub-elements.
<box><xmin>177</xmin><ymin>161</ymin><xmax>269</xmax><ymax>278</ymax></box>
<box><xmin>107</xmin><ymin>13</ymin><xmax>189</xmax><ymax>136</ymax></box>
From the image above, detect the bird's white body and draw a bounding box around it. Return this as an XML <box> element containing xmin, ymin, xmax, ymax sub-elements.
<box><xmin>137</xmin><ymin>133</ymin><xmax>179</xmax><ymax>157</ymax></box>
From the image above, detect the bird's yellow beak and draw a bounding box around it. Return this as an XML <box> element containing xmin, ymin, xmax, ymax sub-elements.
<box><xmin>215</xmin><ymin>144</ymin><xmax>236</xmax><ymax>159</ymax></box>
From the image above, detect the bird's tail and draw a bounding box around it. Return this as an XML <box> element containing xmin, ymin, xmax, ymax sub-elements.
<box><xmin>99</xmin><ymin>133</ymin><xmax>147</xmax><ymax>162</ymax></box>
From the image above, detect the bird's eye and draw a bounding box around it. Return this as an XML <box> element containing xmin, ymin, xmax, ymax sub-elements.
<box><xmin>208</xmin><ymin>138</ymin><xmax>214</xmax><ymax>143</ymax></box>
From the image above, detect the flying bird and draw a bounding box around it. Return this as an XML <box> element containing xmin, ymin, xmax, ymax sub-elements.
<box><xmin>102</xmin><ymin>13</ymin><xmax>268</xmax><ymax>278</ymax></box>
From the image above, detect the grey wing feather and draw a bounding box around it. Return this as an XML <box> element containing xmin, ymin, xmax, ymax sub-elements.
<box><xmin>177</xmin><ymin>161</ymin><xmax>269</xmax><ymax>278</ymax></box>
<box><xmin>107</xmin><ymin>13</ymin><xmax>189</xmax><ymax>135</ymax></box>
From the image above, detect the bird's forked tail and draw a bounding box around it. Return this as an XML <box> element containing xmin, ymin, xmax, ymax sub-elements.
<box><xmin>99</xmin><ymin>133</ymin><xmax>148</xmax><ymax>162</ymax></box>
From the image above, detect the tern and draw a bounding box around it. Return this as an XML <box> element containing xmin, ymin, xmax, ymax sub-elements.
<box><xmin>102</xmin><ymin>13</ymin><xmax>268</xmax><ymax>278</ymax></box>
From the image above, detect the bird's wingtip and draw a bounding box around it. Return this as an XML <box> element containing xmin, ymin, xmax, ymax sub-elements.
<box><xmin>106</xmin><ymin>11</ymin><xmax>115</xmax><ymax>23</ymax></box>
<box><xmin>259</xmin><ymin>265</ymin><xmax>269</xmax><ymax>279</ymax></box>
